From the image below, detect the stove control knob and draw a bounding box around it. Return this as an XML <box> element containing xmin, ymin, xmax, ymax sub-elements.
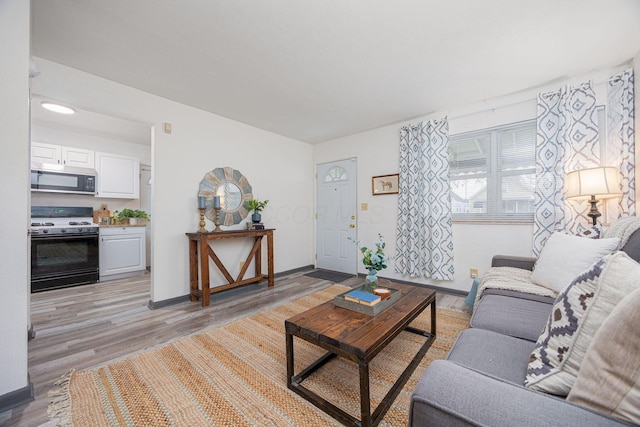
<box><xmin>43</xmin><ymin>229</ymin><xmax>48</xmax><ymax>234</ymax></box>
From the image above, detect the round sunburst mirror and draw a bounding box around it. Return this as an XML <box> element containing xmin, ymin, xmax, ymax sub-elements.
<box><xmin>198</xmin><ymin>167</ymin><xmax>253</xmax><ymax>226</ymax></box>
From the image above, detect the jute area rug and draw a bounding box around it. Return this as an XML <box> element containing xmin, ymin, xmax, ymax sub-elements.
<box><xmin>49</xmin><ymin>285</ymin><xmax>470</xmax><ymax>426</ymax></box>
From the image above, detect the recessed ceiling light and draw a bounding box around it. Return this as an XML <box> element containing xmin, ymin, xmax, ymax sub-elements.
<box><xmin>41</xmin><ymin>101</ymin><xmax>75</xmax><ymax>115</ymax></box>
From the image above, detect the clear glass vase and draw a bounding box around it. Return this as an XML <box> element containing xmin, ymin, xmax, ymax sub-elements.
<box><xmin>365</xmin><ymin>268</ymin><xmax>378</xmax><ymax>292</ymax></box>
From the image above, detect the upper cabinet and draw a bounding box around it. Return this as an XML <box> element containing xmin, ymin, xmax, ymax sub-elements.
<box><xmin>31</xmin><ymin>141</ymin><xmax>95</xmax><ymax>169</ymax></box>
<box><xmin>31</xmin><ymin>142</ymin><xmax>140</xmax><ymax>199</ymax></box>
<box><xmin>31</xmin><ymin>142</ymin><xmax>61</xmax><ymax>164</ymax></box>
<box><xmin>63</xmin><ymin>146</ymin><xmax>95</xmax><ymax>169</ymax></box>
<box><xmin>95</xmin><ymin>151</ymin><xmax>140</xmax><ymax>199</ymax></box>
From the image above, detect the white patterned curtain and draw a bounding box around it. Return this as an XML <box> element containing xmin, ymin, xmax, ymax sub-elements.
<box><xmin>395</xmin><ymin>118</ymin><xmax>454</xmax><ymax>280</ymax></box>
<box><xmin>533</xmin><ymin>69</ymin><xmax>635</xmax><ymax>255</ymax></box>
<box><xmin>605</xmin><ymin>69</ymin><xmax>635</xmax><ymax>218</ymax></box>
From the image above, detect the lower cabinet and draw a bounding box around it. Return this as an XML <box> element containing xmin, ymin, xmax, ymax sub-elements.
<box><xmin>100</xmin><ymin>226</ymin><xmax>146</xmax><ymax>281</ymax></box>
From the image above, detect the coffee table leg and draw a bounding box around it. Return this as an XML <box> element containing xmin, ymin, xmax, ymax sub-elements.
<box><xmin>359</xmin><ymin>361</ymin><xmax>372</xmax><ymax>427</ymax></box>
<box><xmin>286</xmin><ymin>331</ymin><xmax>294</xmax><ymax>387</ymax></box>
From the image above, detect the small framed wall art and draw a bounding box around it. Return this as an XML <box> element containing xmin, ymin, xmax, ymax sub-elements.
<box><xmin>372</xmin><ymin>174</ymin><xmax>399</xmax><ymax>195</ymax></box>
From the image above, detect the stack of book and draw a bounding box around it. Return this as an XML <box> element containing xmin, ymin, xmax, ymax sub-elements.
<box><xmin>344</xmin><ymin>289</ymin><xmax>381</xmax><ymax>306</ymax></box>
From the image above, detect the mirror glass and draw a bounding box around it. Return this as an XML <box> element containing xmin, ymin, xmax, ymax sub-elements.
<box><xmin>198</xmin><ymin>167</ymin><xmax>253</xmax><ymax>226</ymax></box>
<box><xmin>216</xmin><ymin>183</ymin><xmax>242</xmax><ymax>211</ymax></box>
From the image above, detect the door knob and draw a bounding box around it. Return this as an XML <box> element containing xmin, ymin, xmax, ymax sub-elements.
<box><xmin>350</xmin><ymin>224</ymin><xmax>355</xmax><ymax>228</ymax></box>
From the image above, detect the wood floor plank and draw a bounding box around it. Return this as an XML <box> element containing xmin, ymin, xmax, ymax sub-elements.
<box><xmin>0</xmin><ymin>270</ymin><xmax>469</xmax><ymax>426</ymax></box>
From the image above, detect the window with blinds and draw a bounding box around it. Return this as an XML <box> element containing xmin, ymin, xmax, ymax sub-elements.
<box><xmin>449</xmin><ymin>120</ymin><xmax>536</xmax><ymax>222</ymax></box>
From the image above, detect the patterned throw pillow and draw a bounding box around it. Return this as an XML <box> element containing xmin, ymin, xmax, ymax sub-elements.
<box><xmin>525</xmin><ymin>251</ymin><xmax>640</xmax><ymax>396</ymax></box>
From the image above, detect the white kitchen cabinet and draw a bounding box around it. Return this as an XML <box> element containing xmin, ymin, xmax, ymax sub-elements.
<box><xmin>62</xmin><ymin>146</ymin><xmax>95</xmax><ymax>168</ymax></box>
<box><xmin>31</xmin><ymin>142</ymin><xmax>95</xmax><ymax>168</ymax></box>
<box><xmin>100</xmin><ymin>226</ymin><xmax>146</xmax><ymax>281</ymax></box>
<box><xmin>31</xmin><ymin>142</ymin><xmax>61</xmax><ymax>164</ymax></box>
<box><xmin>95</xmin><ymin>151</ymin><xmax>140</xmax><ymax>199</ymax></box>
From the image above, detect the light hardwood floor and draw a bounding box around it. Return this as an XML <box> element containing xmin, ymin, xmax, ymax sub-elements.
<box><xmin>0</xmin><ymin>270</ymin><xmax>469</xmax><ymax>427</ymax></box>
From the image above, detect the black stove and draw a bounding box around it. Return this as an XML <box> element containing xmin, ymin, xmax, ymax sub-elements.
<box><xmin>30</xmin><ymin>206</ymin><xmax>100</xmax><ymax>292</ymax></box>
<box><xmin>30</xmin><ymin>206</ymin><xmax>99</xmax><ymax>236</ymax></box>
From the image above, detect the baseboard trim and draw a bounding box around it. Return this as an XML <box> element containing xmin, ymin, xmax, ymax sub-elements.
<box><xmin>276</xmin><ymin>264</ymin><xmax>314</xmax><ymax>277</ymax></box>
<box><xmin>147</xmin><ymin>295</ymin><xmax>191</xmax><ymax>310</ymax></box>
<box><xmin>363</xmin><ymin>273</ymin><xmax>468</xmax><ymax>297</ymax></box>
<box><xmin>148</xmin><ymin>265</ymin><xmax>316</xmax><ymax>309</ymax></box>
<box><xmin>0</xmin><ymin>377</ymin><xmax>34</xmax><ymax>413</ymax></box>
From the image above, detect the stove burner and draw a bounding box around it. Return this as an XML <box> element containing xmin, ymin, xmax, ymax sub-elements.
<box><xmin>69</xmin><ymin>221</ymin><xmax>91</xmax><ymax>225</ymax></box>
<box><xmin>31</xmin><ymin>222</ymin><xmax>55</xmax><ymax>227</ymax></box>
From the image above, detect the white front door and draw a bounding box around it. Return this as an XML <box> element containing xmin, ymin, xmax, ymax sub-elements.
<box><xmin>316</xmin><ymin>158</ymin><xmax>357</xmax><ymax>274</ymax></box>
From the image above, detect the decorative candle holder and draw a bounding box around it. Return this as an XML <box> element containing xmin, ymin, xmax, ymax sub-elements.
<box><xmin>198</xmin><ymin>208</ymin><xmax>208</xmax><ymax>233</ymax></box>
<box><xmin>213</xmin><ymin>207</ymin><xmax>222</xmax><ymax>232</ymax></box>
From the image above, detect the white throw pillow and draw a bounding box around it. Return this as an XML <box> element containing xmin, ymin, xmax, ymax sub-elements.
<box><xmin>531</xmin><ymin>232</ymin><xmax>620</xmax><ymax>292</ymax></box>
<box><xmin>525</xmin><ymin>251</ymin><xmax>640</xmax><ymax>396</ymax></box>
<box><xmin>567</xmin><ymin>286</ymin><xmax>640</xmax><ymax>424</ymax></box>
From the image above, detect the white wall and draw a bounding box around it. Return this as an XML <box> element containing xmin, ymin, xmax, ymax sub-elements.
<box><xmin>31</xmin><ymin>58</ymin><xmax>315</xmax><ymax>303</ymax></box>
<box><xmin>314</xmin><ymin>64</ymin><xmax>633</xmax><ymax>292</ymax></box>
<box><xmin>0</xmin><ymin>0</ymin><xmax>30</xmax><ymax>397</ymax></box>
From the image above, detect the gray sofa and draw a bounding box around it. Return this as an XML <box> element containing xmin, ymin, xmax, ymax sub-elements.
<box><xmin>409</xmin><ymin>230</ymin><xmax>640</xmax><ymax>427</ymax></box>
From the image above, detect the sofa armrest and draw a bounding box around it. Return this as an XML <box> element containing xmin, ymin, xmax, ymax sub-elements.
<box><xmin>491</xmin><ymin>255</ymin><xmax>536</xmax><ymax>270</ymax></box>
<box><xmin>410</xmin><ymin>360</ymin><xmax>631</xmax><ymax>427</ymax></box>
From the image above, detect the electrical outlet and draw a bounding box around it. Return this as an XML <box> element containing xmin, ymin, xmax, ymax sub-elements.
<box><xmin>239</xmin><ymin>261</ymin><xmax>245</xmax><ymax>270</ymax></box>
<box><xmin>470</xmin><ymin>268</ymin><xmax>479</xmax><ymax>279</ymax></box>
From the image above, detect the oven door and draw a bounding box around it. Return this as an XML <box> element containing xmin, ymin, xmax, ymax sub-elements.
<box><xmin>31</xmin><ymin>232</ymin><xmax>99</xmax><ymax>292</ymax></box>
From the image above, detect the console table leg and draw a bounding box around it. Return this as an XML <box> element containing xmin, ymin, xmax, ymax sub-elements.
<box><xmin>188</xmin><ymin>240</ymin><xmax>198</xmax><ymax>301</ymax></box>
<box><xmin>267</xmin><ymin>231</ymin><xmax>274</xmax><ymax>287</ymax></box>
<box><xmin>199</xmin><ymin>238</ymin><xmax>210</xmax><ymax>307</ymax></box>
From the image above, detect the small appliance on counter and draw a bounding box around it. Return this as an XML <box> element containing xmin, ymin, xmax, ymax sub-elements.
<box><xmin>30</xmin><ymin>206</ymin><xmax>100</xmax><ymax>292</ymax></box>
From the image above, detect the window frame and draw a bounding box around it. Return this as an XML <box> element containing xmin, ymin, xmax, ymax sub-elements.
<box><xmin>449</xmin><ymin>119</ymin><xmax>536</xmax><ymax>223</ymax></box>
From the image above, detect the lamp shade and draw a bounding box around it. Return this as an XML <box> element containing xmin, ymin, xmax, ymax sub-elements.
<box><xmin>566</xmin><ymin>166</ymin><xmax>621</xmax><ymax>200</ymax></box>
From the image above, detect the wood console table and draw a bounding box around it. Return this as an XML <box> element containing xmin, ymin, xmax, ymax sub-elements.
<box><xmin>186</xmin><ymin>229</ymin><xmax>275</xmax><ymax>307</ymax></box>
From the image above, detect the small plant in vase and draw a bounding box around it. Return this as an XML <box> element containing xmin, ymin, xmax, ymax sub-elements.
<box><xmin>349</xmin><ymin>234</ymin><xmax>391</xmax><ymax>291</ymax></box>
<box><xmin>248</xmin><ymin>199</ymin><xmax>269</xmax><ymax>224</ymax></box>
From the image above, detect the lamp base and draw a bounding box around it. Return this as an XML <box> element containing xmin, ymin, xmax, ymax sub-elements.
<box><xmin>587</xmin><ymin>195</ymin><xmax>601</xmax><ymax>226</ymax></box>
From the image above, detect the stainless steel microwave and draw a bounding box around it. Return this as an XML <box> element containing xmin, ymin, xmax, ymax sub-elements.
<box><xmin>31</xmin><ymin>163</ymin><xmax>96</xmax><ymax>195</ymax></box>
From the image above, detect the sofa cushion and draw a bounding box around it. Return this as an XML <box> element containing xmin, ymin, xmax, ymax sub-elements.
<box><xmin>470</xmin><ymin>293</ymin><xmax>553</xmax><ymax>341</ymax></box>
<box><xmin>447</xmin><ymin>328</ymin><xmax>536</xmax><ymax>384</ymax></box>
<box><xmin>621</xmin><ymin>227</ymin><xmax>640</xmax><ymax>263</ymax></box>
<box><xmin>410</xmin><ymin>360</ymin><xmax>629</xmax><ymax>427</ymax></box>
<box><xmin>525</xmin><ymin>251</ymin><xmax>640</xmax><ymax>396</ymax></box>
<box><xmin>530</xmin><ymin>231</ymin><xmax>620</xmax><ymax>293</ymax></box>
<box><xmin>567</xmin><ymin>286</ymin><xmax>640</xmax><ymax>424</ymax></box>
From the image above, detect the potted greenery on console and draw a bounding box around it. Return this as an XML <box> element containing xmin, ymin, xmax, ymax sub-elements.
<box><xmin>113</xmin><ymin>208</ymin><xmax>151</xmax><ymax>225</ymax></box>
<box><xmin>248</xmin><ymin>199</ymin><xmax>269</xmax><ymax>224</ymax></box>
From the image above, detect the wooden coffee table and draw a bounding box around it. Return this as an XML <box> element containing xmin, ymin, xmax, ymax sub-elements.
<box><xmin>285</xmin><ymin>283</ymin><xmax>436</xmax><ymax>427</ymax></box>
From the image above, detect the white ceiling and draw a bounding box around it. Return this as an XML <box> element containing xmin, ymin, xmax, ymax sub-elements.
<box><xmin>31</xmin><ymin>0</ymin><xmax>640</xmax><ymax>144</ymax></box>
<box><xmin>31</xmin><ymin>95</ymin><xmax>151</xmax><ymax>145</ymax></box>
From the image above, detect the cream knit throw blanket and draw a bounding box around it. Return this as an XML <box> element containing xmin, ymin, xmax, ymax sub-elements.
<box><xmin>473</xmin><ymin>266</ymin><xmax>558</xmax><ymax>309</ymax></box>
<box><xmin>603</xmin><ymin>216</ymin><xmax>640</xmax><ymax>248</ymax></box>
<box><xmin>472</xmin><ymin>217</ymin><xmax>639</xmax><ymax>309</ymax></box>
